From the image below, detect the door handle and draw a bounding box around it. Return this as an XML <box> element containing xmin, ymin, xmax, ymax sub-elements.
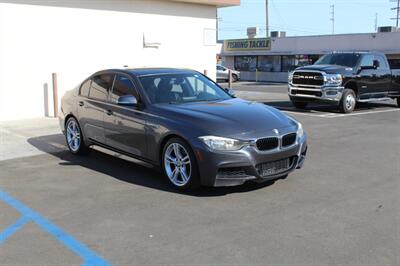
<box><xmin>78</xmin><ymin>101</ymin><xmax>84</xmax><ymax>107</ymax></box>
<box><xmin>105</xmin><ymin>110</ymin><xmax>113</xmax><ymax>116</ymax></box>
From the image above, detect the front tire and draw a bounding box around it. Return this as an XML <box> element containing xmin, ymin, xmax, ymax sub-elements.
<box><xmin>65</xmin><ymin>117</ymin><xmax>89</xmax><ymax>155</ymax></box>
<box><xmin>339</xmin><ymin>89</ymin><xmax>356</xmax><ymax>113</ymax></box>
<box><xmin>162</xmin><ymin>138</ymin><xmax>200</xmax><ymax>190</ymax></box>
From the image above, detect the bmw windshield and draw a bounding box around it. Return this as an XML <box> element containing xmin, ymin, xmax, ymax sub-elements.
<box><xmin>139</xmin><ymin>73</ymin><xmax>232</xmax><ymax>104</ymax></box>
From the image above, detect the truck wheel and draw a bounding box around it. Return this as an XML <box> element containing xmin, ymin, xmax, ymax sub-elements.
<box><xmin>339</xmin><ymin>89</ymin><xmax>356</xmax><ymax>113</ymax></box>
<box><xmin>291</xmin><ymin>101</ymin><xmax>308</xmax><ymax>109</ymax></box>
<box><xmin>397</xmin><ymin>97</ymin><xmax>400</xmax><ymax>108</ymax></box>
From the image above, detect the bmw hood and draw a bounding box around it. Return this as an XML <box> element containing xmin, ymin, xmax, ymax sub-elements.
<box><xmin>155</xmin><ymin>98</ymin><xmax>297</xmax><ymax>139</ymax></box>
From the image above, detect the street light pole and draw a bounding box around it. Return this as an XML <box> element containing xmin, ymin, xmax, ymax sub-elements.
<box><xmin>266</xmin><ymin>0</ymin><xmax>269</xmax><ymax>37</ymax></box>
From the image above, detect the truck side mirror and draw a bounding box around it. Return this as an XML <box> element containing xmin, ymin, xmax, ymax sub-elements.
<box><xmin>373</xmin><ymin>60</ymin><xmax>380</xmax><ymax>69</ymax></box>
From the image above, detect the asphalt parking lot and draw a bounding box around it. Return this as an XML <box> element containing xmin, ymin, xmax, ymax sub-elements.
<box><xmin>1</xmin><ymin>82</ymin><xmax>399</xmax><ymax>265</ymax></box>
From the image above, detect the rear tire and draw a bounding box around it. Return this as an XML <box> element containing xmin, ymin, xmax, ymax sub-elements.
<box><xmin>291</xmin><ymin>101</ymin><xmax>308</xmax><ymax>109</ymax></box>
<box><xmin>232</xmin><ymin>74</ymin><xmax>238</xmax><ymax>82</ymax></box>
<box><xmin>161</xmin><ymin>138</ymin><xmax>200</xmax><ymax>190</ymax></box>
<box><xmin>397</xmin><ymin>97</ymin><xmax>400</xmax><ymax>108</ymax></box>
<box><xmin>339</xmin><ymin>89</ymin><xmax>356</xmax><ymax>113</ymax></box>
<box><xmin>65</xmin><ymin>117</ymin><xmax>90</xmax><ymax>155</ymax></box>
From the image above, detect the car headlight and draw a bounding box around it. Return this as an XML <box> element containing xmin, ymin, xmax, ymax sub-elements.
<box><xmin>324</xmin><ymin>74</ymin><xmax>342</xmax><ymax>86</ymax></box>
<box><xmin>199</xmin><ymin>136</ymin><xmax>245</xmax><ymax>151</ymax></box>
<box><xmin>286</xmin><ymin>115</ymin><xmax>304</xmax><ymax>139</ymax></box>
<box><xmin>296</xmin><ymin>121</ymin><xmax>304</xmax><ymax>138</ymax></box>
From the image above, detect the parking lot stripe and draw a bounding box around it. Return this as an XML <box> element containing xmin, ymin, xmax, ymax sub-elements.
<box><xmin>0</xmin><ymin>216</ymin><xmax>30</xmax><ymax>244</ymax></box>
<box><xmin>0</xmin><ymin>189</ymin><xmax>110</xmax><ymax>266</ymax></box>
<box><xmin>320</xmin><ymin>108</ymin><xmax>400</xmax><ymax>118</ymax></box>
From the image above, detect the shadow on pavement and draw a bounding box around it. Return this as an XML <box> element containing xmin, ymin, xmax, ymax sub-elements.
<box><xmin>27</xmin><ymin>134</ymin><xmax>276</xmax><ymax>197</ymax></box>
<box><xmin>264</xmin><ymin>100</ymin><xmax>398</xmax><ymax>114</ymax></box>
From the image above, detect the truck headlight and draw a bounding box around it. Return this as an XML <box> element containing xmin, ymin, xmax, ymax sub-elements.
<box><xmin>324</xmin><ymin>74</ymin><xmax>343</xmax><ymax>86</ymax></box>
<box><xmin>199</xmin><ymin>136</ymin><xmax>246</xmax><ymax>151</ymax></box>
<box><xmin>288</xmin><ymin>72</ymin><xmax>294</xmax><ymax>84</ymax></box>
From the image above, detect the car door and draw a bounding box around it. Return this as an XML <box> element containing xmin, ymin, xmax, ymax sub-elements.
<box><xmin>78</xmin><ymin>73</ymin><xmax>113</xmax><ymax>144</ymax></box>
<box><xmin>358</xmin><ymin>54</ymin><xmax>378</xmax><ymax>97</ymax></box>
<box><xmin>373</xmin><ymin>54</ymin><xmax>392</xmax><ymax>95</ymax></box>
<box><xmin>103</xmin><ymin>73</ymin><xmax>147</xmax><ymax>158</ymax></box>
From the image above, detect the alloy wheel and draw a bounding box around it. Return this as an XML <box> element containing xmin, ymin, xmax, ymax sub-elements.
<box><xmin>164</xmin><ymin>143</ymin><xmax>192</xmax><ymax>187</ymax></box>
<box><xmin>345</xmin><ymin>94</ymin><xmax>355</xmax><ymax>111</ymax></box>
<box><xmin>66</xmin><ymin>119</ymin><xmax>81</xmax><ymax>152</ymax></box>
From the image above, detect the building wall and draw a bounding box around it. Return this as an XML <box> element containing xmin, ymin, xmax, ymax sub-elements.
<box><xmin>0</xmin><ymin>0</ymin><xmax>217</xmax><ymax>121</ymax></box>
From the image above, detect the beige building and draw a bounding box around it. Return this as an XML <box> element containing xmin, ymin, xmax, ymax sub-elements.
<box><xmin>220</xmin><ymin>31</ymin><xmax>400</xmax><ymax>82</ymax></box>
<box><xmin>0</xmin><ymin>0</ymin><xmax>239</xmax><ymax>121</ymax></box>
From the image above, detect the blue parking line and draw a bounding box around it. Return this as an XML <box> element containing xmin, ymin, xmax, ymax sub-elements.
<box><xmin>0</xmin><ymin>189</ymin><xmax>110</xmax><ymax>266</ymax></box>
<box><xmin>0</xmin><ymin>216</ymin><xmax>30</xmax><ymax>244</ymax></box>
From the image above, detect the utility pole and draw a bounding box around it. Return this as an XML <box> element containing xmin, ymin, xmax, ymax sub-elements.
<box><xmin>375</xmin><ymin>13</ymin><xmax>378</xmax><ymax>31</ymax></box>
<box><xmin>266</xmin><ymin>0</ymin><xmax>269</xmax><ymax>37</ymax></box>
<box><xmin>330</xmin><ymin>4</ymin><xmax>335</xmax><ymax>35</ymax></box>
<box><xmin>391</xmin><ymin>0</ymin><xmax>400</xmax><ymax>28</ymax></box>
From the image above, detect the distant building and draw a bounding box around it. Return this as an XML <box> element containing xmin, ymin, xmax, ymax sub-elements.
<box><xmin>219</xmin><ymin>31</ymin><xmax>400</xmax><ymax>82</ymax></box>
<box><xmin>0</xmin><ymin>0</ymin><xmax>240</xmax><ymax>121</ymax></box>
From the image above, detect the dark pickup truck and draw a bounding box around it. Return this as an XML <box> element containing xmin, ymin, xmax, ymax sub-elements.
<box><xmin>288</xmin><ymin>52</ymin><xmax>400</xmax><ymax>113</ymax></box>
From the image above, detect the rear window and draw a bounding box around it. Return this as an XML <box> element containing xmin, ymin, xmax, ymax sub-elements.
<box><xmin>79</xmin><ymin>79</ymin><xmax>91</xmax><ymax>97</ymax></box>
<box><xmin>89</xmin><ymin>74</ymin><xmax>114</xmax><ymax>101</ymax></box>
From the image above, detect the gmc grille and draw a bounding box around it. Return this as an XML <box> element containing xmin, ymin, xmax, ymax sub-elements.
<box><xmin>282</xmin><ymin>133</ymin><xmax>297</xmax><ymax>147</ymax></box>
<box><xmin>256</xmin><ymin>137</ymin><xmax>279</xmax><ymax>151</ymax></box>
<box><xmin>292</xmin><ymin>71</ymin><xmax>324</xmax><ymax>86</ymax></box>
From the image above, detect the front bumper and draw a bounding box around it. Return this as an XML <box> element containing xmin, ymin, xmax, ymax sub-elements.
<box><xmin>288</xmin><ymin>84</ymin><xmax>344</xmax><ymax>103</ymax></box>
<box><xmin>193</xmin><ymin>134</ymin><xmax>308</xmax><ymax>187</ymax></box>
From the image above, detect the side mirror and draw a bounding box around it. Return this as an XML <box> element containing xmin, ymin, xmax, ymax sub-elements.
<box><xmin>224</xmin><ymin>88</ymin><xmax>236</xmax><ymax>97</ymax></box>
<box><xmin>373</xmin><ymin>60</ymin><xmax>380</xmax><ymax>69</ymax></box>
<box><xmin>117</xmin><ymin>94</ymin><xmax>138</xmax><ymax>106</ymax></box>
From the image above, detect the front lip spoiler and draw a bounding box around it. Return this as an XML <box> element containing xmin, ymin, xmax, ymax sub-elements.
<box><xmin>213</xmin><ymin>140</ymin><xmax>308</xmax><ymax>187</ymax></box>
<box><xmin>289</xmin><ymin>84</ymin><xmax>344</xmax><ymax>102</ymax></box>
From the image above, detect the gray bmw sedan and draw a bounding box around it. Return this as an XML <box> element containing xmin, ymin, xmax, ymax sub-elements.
<box><xmin>59</xmin><ymin>68</ymin><xmax>307</xmax><ymax>190</ymax></box>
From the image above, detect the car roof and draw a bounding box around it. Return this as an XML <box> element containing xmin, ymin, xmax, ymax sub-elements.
<box><xmin>126</xmin><ymin>68</ymin><xmax>198</xmax><ymax>77</ymax></box>
<box><xmin>92</xmin><ymin>68</ymin><xmax>199</xmax><ymax>78</ymax></box>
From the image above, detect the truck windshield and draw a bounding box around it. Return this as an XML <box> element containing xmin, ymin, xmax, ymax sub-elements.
<box><xmin>315</xmin><ymin>53</ymin><xmax>362</xmax><ymax>68</ymax></box>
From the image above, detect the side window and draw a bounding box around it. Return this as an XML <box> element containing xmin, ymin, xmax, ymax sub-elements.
<box><xmin>110</xmin><ymin>75</ymin><xmax>139</xmax><ymax>103</ymax></box>
<box><xmin>217</xmin><ymin>66</ymin><xmax>224</xmax><ymax>71</ymax></box>
<box><xmin>89</xmin><ymin>74</ymin><xmax>114</xmax><ymax>101</ymax></box>
<box><xmin>79</xmin><ymin>79</ymin><xmax>91</xmax><ymax>97</ymax></box>
<box><xmin>360</xmin><ymin>55</ymin><xmax>374</xmax><ymax>67</ymax></box>
<box><xmin>375</xmin><ymin>55</ymin><xmax>389</xmax><ymax>70</ymax></box>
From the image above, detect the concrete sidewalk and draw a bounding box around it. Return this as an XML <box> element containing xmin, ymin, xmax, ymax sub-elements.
<box><xmin>0</xmin><ymin>118</ymin><xmax>65</xmax><ymax>161</ymax></box>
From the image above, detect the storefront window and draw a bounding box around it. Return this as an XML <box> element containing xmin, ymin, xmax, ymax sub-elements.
<box><xmin>234</xmin><ymin>56</ymin><xmax>257</xmax><ymax>71</ymax></box>
<box><xmin>281</xmin><ymin>55</ymin><xmax>296</xmax><ymax>72</ymax></box>
<box><xmin>258</xmin><ymin>56</ymin><xmax>281</xmax><ymax>72</ymax></box>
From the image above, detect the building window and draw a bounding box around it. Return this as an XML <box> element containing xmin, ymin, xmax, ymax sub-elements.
<box><xmin>234</xmin><ymin>56</ymin><xmax>257</xmax><ymax>71</ymax></box>
<box><xmin>257</xmin><ymin>56</ymin><xmax>281</xmax><ymax>72</ymax></box>
<box><xmin>281</xmin><ymin>55</ymin><xmax>296</xmax><ymax>72</ymax></box>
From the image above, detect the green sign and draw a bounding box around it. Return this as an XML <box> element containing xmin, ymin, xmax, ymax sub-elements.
<box><xmin>225</xmin><ymin>38</ymin><xmax>271</xmax><ymax>51</ymax></box>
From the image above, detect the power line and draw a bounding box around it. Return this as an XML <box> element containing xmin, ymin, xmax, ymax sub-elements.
<box><xmin>391</xmin><ymin>0</ymin><xmax>400</xmax><ymax>27</ymax></box>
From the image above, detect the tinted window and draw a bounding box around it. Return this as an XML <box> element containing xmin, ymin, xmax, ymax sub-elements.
<box><xmin>315</xmin><ymin>53</ymin><xmax>362</xmax><ymax>68</ymax></box>
<box><xmin>110</xmin><ymin>75</ymin><xmax>139</xmax><ymax>103</ymax></box>
<box><xmin>217</xmin><ymin>66</ymin><xmax>225</xmax><ymax>71</ymax></box>
<box><xmin>359</xmin><ymin>55</ymin><xmax>374</xmax><ymax>67</ymax></box>
<box><xmin>235</xmin><ymin>56</ymin><xmax>257</xmax><ymax>71</ymax></box>
<box><xmin>80</xmin><ymin>79</ymin><xmax>91</xmax><ymax>97</ymax></box>
<box><xmin>89</xmin><ymin>74</ymin><xmax>114</xmax><ymax>101</ymax></box>
<box><xmin>140</xmin><ymin>73</ymin><xmax>231</xmax><ymax>104</ymax></box>
<box><xmin>375</xmin><ymin>55</ymin><xmax>389</xmax><ymax>70</ymax></box>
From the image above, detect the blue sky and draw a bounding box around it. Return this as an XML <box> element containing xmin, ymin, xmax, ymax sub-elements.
<box><xmin>218</xmin><ymin>0</ymin><xmax>397</xmax><ymax>40</ymax></box>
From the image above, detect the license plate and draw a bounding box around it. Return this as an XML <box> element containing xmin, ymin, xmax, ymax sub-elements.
<box><xmin>258</xmin><ymin>158</ymin><xmax>290</xmax><ymax>177</ymax></box>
